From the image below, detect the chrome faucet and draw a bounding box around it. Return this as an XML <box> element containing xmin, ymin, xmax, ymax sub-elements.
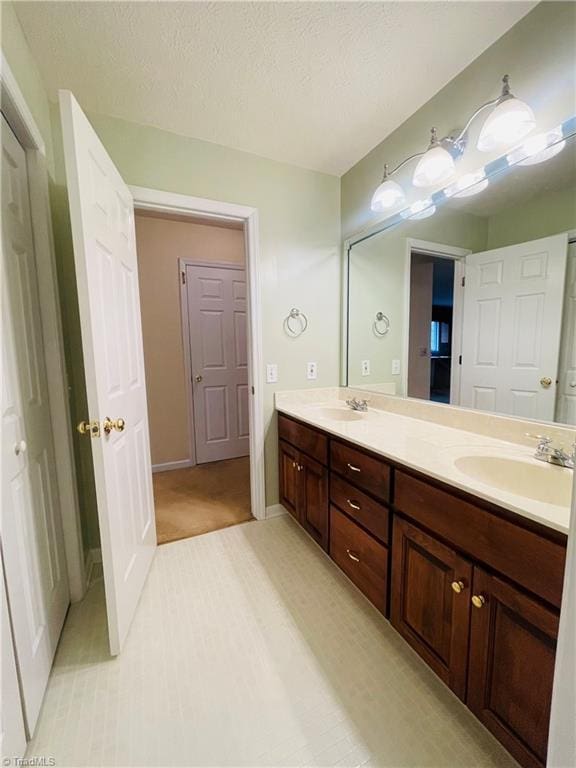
<box><xmin>346</xmin><ymin>397</ymin><xmax>369</xmax><ymax>412</ymax></box>
<box><xmin>527</xmin><ymin>433</ymin><xmax>575</xmax><ymax>469</ymax></box>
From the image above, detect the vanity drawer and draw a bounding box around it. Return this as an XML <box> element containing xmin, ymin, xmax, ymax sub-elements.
<box><xmin>330</xmin><ymin>506</ymin><xmax>388</xmax><ymax>614</ymax></box>
<box><xmin>330</xmin><ymin>441</ymin><xmax>390</xmax><ymax>502</ymax></box>
<box><xmin>330</xmin><ymin>473</ymin><xmax>389</xmax><ymax>544</ymax></box>
<box><xmin>395</xmin><ymin>471</ymin><xmax>567</xmax><ymax>609</ymax></box>
<box><xmin>278</xmin><ymin>413</ymin><xmax>328</xmax><ymax>465</ymax></box>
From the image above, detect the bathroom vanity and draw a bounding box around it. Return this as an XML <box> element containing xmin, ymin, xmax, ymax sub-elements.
<box><xmin>277</xmin><ymin>395</ymin><xmax>570</xmax><ymax>768</ymax></box>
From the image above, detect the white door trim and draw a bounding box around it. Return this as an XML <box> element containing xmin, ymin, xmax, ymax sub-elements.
<box><xmin>179</xmin><ymin>258</ymin><xmax>247</xmax><ymax>469</ymax></box>
<box><xmin>404</xmin><ymin>238</ymin><xmax>470</xmax><ymax>404</ymax></box>
<box><xmin>130</xmin><ymin>186</ymin><xmax>266</xmax><ymax>521</ymax></box>
<box><xmin>1</xmin><ymin>53</ymin><xmax>85</xmax><ymax>601</ymax></box>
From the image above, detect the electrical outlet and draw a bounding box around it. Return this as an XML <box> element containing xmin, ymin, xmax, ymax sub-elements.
<box><xmin>361</xmin><ymin>360</ymin><xmax>370</xmax><ymax>376</ymax></box>
<box><xmin>392</xmin><ymin>359</ymin><xmax>401</xmax><ymax>375</ymax></box>
<box><xmin>266</xmin><ymin>363</ymin><xmax>278</xmax><ymax>384</ymax></box>
<box><xmin>306</xmin><ymin>362</ymin><xmax>317</xmax><ymax>380</ymax></box>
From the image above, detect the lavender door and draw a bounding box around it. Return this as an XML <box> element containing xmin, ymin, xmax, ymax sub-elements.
<box><xmin>186</xmin><ymin>264</ymin><xmax>249</xmax><ymax>463</ymax></box>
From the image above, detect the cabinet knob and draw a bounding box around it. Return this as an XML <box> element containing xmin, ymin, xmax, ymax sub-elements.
<box><xmin>346</xmin><ymin>549</ymin><xmax>360</xmax><ymax>563</ymax></box>
<box><xmin>471</xmin><ymin>594</ymin><xmax>486</xmax><ymax>609</ymax></box>
<box><xmin>451</xmin><ymin>580</ymin><xmax>465</xmax><ymax>594</ymax></box>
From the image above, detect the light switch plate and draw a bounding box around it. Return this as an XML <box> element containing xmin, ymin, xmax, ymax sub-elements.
<box><xmin>392</xmin><ymin>359</ymin><xmax>401</xmax><ymax>375</ymax></box>
<box><xmin>306</xmin><ymin>362</ymin><xmax>317</xmax><ymax>380</ymax></box>
<box><xmin>361</xmin><ymin>360</ymin><xmax>370</xmax><ymax>376</ymax></box>
<box><xmin>266</xmin><ymin>363</ymin><xmax>278</xmax><ymax>384</ymax></box>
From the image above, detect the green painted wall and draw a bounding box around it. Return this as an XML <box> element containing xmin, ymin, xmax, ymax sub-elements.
<box><xmin>342</xmin><ymin>2</ymin><xmax>576</xmax><ymax>239</ymax></box>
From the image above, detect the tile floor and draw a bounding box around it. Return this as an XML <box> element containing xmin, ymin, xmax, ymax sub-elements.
<box><xmin>27</xmin><ymin>516</ymin><xmax>517</xmax><ymax>767</ymax></box>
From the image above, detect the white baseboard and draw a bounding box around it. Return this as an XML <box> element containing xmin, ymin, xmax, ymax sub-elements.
<box><xmin>265</xmin><ymin>504</ymin><xmax>288</xmax><ymax>519</ymax></box>
<box><xmin>152</xmin><ymin>459</ymin><xmax>194</xmax><ymax>473</ymax></box>
<box><xmin>84</xmin><ymin>547</ymin><xmax>102</xmax><ymax>587</ymax></box>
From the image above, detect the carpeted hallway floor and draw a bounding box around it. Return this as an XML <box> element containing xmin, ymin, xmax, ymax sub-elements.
<box><xmin>153</xmin><ymin>456</ymin><xmax>252</xmax><ymax>544</ymax></box>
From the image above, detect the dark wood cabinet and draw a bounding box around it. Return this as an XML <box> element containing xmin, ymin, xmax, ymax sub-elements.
<box><xmin>299</xmin><ymin>453</ymin><xmax>329</xmax><ymax>549</ymax></box>
<box><xmin>391</xmin><ymin>517</ymin><xmax>472</xmax><ymax>700</ymax></box>
<box><xmin>467</xmin><ymin>568</ymin><xmax>559</xmax><ymax>768</ymax></box>
<box><xmin>279</xmin><ymin>440</ymin><xmax>299</xmax><ymax>520</ymax></box>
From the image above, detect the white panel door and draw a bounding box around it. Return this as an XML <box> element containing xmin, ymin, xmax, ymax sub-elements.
<box><xmin>1</xmin><ymin>552</ymin><xmax>26</xmax><ymax>760</ymax></box>
<box><xmin>1</xmin><ymin>115</ymin><xmax>69</xmax><ymax>732</ymax></box>
<box><xmin>556</xmin><ymin>242</ymin><xmax>576</xmax><ymax>425</ymax></box>
<box><xmin>460</xmin><ymin>234</ymin><xmax>568</xmax><ymax>420</ymax></box>
<box><xmin>187</xmin><ymin>264</ymin><xmax>249</xmax><ymax>463</ymax></box>
<box><xmin>59</xmin><ymin>91</ymin><xmax>156</xmax><ymax>655</ymax></box>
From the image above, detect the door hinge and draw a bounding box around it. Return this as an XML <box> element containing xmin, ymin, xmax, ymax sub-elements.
<box><xmin>181</xmin><ymin>271</ymin><xmax>186</xmax><ymax>285</ymax></box>
<box><xmin>461</xmin><ymin>275</ymin><xmax>466</xmax><ymax>287</ymax></box>
<box><xmin>459</xmin><ymin>355</ymin><xmax>462</xmax><ymax>365</ymax></box>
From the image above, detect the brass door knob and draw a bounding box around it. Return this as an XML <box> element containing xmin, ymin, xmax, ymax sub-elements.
<box><xmin>103</xmin><ymin>417</ymin><xmax>127</xmax><ymax>435</ymax></box>
<box><xmin>195</xmin><ymin>374</ymin><xmax>203</xmax><ymax>383</ymax></box>
<box><xmin>451</xmin><ymin>580</ymin><xmax>465</xmax><ymax>594</ymax></box>
<box><xmin>471</xmin><ymin>594</ymin><xmax>486</xmax><ymax>609</ymax></box>
<box><xmin>540</xmin><ymin>377</ymin><xmax>553</xmax><ymax>389</ymax></box>
<box><xmin>77</xmin><ymin>420</ymin><xmax>100</xmax><ymax>437</ymax></box>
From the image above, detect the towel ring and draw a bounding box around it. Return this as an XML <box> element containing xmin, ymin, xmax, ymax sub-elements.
<box><xmin>284</xmin><ymin>308</ymin><xmax>308</xmax><ymax>338</ymax></box>
<box><xmin>373</xmin><ymin>312</ymin><xmax>390</xmax><ymax>337</ymax></box>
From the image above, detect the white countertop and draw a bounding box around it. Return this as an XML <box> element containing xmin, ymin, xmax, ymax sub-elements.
<box><xmin>276</xmin><ymin>396</ymin><xmax>573</xmax><ymax>535</ymax></box>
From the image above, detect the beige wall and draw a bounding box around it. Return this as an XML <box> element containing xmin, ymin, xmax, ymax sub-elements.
<box><xmin>135</xmin><ymin>214</ymin><xmax>245</xmax><ymax>467</ymax></box>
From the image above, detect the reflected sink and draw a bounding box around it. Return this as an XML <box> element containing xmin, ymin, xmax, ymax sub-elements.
<box><xmin>454</xmin><ymin>455</ymin><xmax>572</xmax><ymax>507</ymax></box>
<box><xmin>305</xmin><ymin>406</ymin><xmax>378</xmax><ymax>422</ymax></box>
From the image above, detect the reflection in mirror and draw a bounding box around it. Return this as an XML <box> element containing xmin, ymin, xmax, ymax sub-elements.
<box><xmin>347</xmin><ymin>131</ymin><xmax>576</xmax><ymax>425</ymax></box>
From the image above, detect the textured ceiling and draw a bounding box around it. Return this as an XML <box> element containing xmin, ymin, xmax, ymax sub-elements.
<box><xmin>15</xmin><ymin>1</ymin><xmax>536</xmax><ymax>175</ymax></box>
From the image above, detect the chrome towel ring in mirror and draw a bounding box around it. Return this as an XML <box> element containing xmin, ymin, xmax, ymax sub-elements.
<box><xmin>284</xmin><ymin>308</ymin><xmax>308</xmax><ymax>337</ymax></box>
<box><xmin>373</xmin><ymin>311</ymin><xmax>390</xmax><ymax>337</ymax></box>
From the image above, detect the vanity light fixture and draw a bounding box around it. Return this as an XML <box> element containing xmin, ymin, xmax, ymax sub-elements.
<box><xmin>401</xmin><ymin>199</ymin><xmax>436</xmax><ymax>220</ymax></box>
<box><xmin>513</xmin><ymin>127</ymin><xmax>566</xmax><ymax>166</ymax></box>
<box><xmin>446</xmin><ymin>169</ymin><xmax>489</xmax><ymax>198</ymax></box>
<box><xmin>370</xmin><ymin>74</ymin><xmax>535</xmax><ymax>213</ymax></box>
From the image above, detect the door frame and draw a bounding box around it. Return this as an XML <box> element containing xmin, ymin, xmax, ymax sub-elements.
<box><xmin>1</xmin><ymin>54</ymin><xmax>85</xmax><ymax>601</ymax></box>
<box><xmin>130</xmin><ymin>186</ymin><xmax>266</xmax><ymax>521</ymax></box>
<box><xmin>179</xmin><ymin>258</ymin><xmax>248</xmax><ymax>469</ymax></box>
<box><xmin>404</xmin><ymin>238</ymin><xmax>470</xmax><ymax>405</ymax></box>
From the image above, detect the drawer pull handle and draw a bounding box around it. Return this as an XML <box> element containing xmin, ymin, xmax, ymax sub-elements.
<box><xmin>347</xmin><ymin>463</ymin><xmax>361</xmax><ymax>472</ymax></box>
<box><xmin>347</xmin><ymin>499</ymin><xmax>361</xmax><ymax>510</ymax></box>
<box><xmin>346</xmin><ymin>549</ymin><xmax>360</xmax><ymax>563</ymax></box>
<box><xmin>451</xmin><ymin>580</ymin><xmax>465</xmax><ymax>594</ymax></box>
<box><xmin>471</xmin><ymin>594</ymin><xmax>486</xmax><ymax>609</ymax></box>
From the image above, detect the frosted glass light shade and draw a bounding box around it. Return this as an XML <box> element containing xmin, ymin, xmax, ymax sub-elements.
<box><xmin>446</xmin><ymin>170</ymin><xmax>489</xmax><ymax>198</ymax></box>
<box><xmin>477</xmin><ymin>97</ymin><xmax>535</xmax><ymax>152</ymax></box>
<box><xmin>401</xmin><ymin>200</ymin><xmax>435</xmax><ymax>220</ymax></box>
<box><xmin>412</xmin><ymin>145</ymin><xmax>455</xmax><ymax>188</ymax></box>
<box><xmin>370</xmin><ymin>178</ymin><xmax>405</xmax><ymax>212</ymax></box>
<box><xmin>517</xmin><ymin>130</ymin><xmax>566</xmax><ymax>166</ymax></box>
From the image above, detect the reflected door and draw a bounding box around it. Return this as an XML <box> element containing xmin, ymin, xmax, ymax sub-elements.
<box><xmin>556</xmin><ymin>242</ymin><xmax>576</xmax><ymax>425</ymax></box>
<box><xmin>407</xmin><ymin>260</ymin><xmax>433</xmax><ymax>399</ymax></box>
<box><xmin>186</xmin><ymin>264</ymin><xmax>249</xmax><ymax>463</ymax></box>
<box><xmin>460</xmin><ymin>234</ymin><xmax>568</xmax><ymax>420</ymax></box>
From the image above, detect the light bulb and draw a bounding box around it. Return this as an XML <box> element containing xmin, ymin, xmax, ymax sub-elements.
<box><xmin>446</xmin><ymin>170</ymin><xmax>489</xmax><ymax>199</ymax></box>
<box><xmin>477</xmin><ymin>97</ymin><xmax>535</xmax><ymax>152</ymax></box>
<box><xmin>401</xmin><ymin>200</ymin><xmax>435</xmax><ymax>220</ymax></box>
<box><xmin>370</xmin><ymin>178</ymin><xmax>405</xmax><ymax>212</ymax></box>
<box><xmin>412</xmin><ymin>145</ymin><xmax>455</xmax><ymax>188</ymax></box>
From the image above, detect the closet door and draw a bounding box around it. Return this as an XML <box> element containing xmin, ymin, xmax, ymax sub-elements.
<box><xmin>1</xmin><ymin>554</ymin><xmax>26</xmax><ymax>759</ymax></box>
<box><xmin>1</xmin><ymin>115</ymin><xmax>69</xmax><ymax>733</ymax></box>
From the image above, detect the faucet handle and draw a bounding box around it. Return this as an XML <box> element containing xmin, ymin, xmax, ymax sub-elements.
<box><xmin>526</xmin><ymin>433</ymin><xmax>552</xmax><ymax>451</ymax></box>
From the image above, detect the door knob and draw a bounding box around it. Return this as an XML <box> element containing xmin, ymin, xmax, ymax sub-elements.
<box><xmin>77</xmin><ymin>420</ymin><xmax>100</xmax><ymax>437</ymax></box>
<box><xmin>103</xmin><ymin>417</ymin><xmax>126</xmax><ymax>435</ymax></box>
<box><xmin>540</xmin><ymin>377</ymin><xmax>553</xmax><ymax>389</ymax></box>
<box><xmin>570</xmin><ymin>382</ymin><xmax>576</xmax><ymax>388</ymax></box>
<box><xmin>195</xmin><ymin>375</ymin><xmax>203</xmax><ymax>383</ymax></box>
<box><xmin>471</xmin><ymin>594</ymin><xmax>486</xmax><ymax>609</ymax></box>
<box><xmin>451</xmin><ymin>580</ymin><xmax>465</xmax><ymax>594</ymax></box>
<box><xmin>14</xmin><ymin>440</ymin><xmax>27</xmax><ymax>456</ymax></box>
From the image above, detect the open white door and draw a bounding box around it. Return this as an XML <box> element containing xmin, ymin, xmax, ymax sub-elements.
<box><xmin>460</xmin><ymin>234</ymin><xmax>568</xmax><ymax>421</ymax></box>
<box><xmin>407</xmin><ymin>260</ymin><xmax>433</xmax><ymax>400</ymax></box>
<box><xmin>59</xmin><ymin>91</ymin><xmax>156</xmax><ymax>655</ymax></box>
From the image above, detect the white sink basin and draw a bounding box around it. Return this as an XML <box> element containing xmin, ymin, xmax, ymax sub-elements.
<box><xmin>305</xmin><ymin>405</ymin><xmax>378</xmax><ymax>422</ymax></box>
<box><xmin>454</xmin><ymin>455</ymin><xmax>572</xmax><ymax>507</ymax></box>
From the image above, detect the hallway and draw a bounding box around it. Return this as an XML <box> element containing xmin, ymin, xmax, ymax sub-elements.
<box><xmin>153</xmin><ymin>457</ymin><xmax>252</xmax><ymax>544</ymax></box>
<box><xmin>27</xmin><ymin>516</ymin><xmax>515</xmax><ymax>767</ymax></box>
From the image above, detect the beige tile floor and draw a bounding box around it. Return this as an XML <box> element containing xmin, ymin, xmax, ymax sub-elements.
<box><xmin>27</xmin><ymin>516</ymin><xmax>518</xmax><ymax>767</ymax></box>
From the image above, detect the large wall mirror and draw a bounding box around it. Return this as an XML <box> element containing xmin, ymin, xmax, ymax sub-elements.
<box><xmin>346</xmin><ymin>121</ymin><xmax>576</xmax><ymax>426</ymax></box>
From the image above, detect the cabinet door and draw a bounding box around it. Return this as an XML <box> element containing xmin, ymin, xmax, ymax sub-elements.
<box><xmin>299</xmin><ymin>454</ymin><xmax>329</xmax><ymax>550</ymax></box>
<box><xmin>467</xmin><ymin>568</ymin><xmax>559</xmax><ymax>768</ymax></box>
<box><xmin>391</xmin><ymin>517</ymin><xmax>472</xmax><ymax>700</ymax></box>
<box><xmin>279</xmin><ymin>440</ymin><xmax>300</xmax><ymax>521</ymax></box>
